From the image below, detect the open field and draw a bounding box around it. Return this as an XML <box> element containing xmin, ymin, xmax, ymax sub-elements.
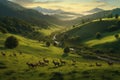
<box><xmin>0</xmin><ymin>33</ymin><xmax>120</xmax><ymax>80</ymax></box>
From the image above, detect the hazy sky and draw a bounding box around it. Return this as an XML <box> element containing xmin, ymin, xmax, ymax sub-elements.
<box><xmin>9</xmin><ymin>0</ymin><xmax>120</xmax><ymax>13</ymax></box>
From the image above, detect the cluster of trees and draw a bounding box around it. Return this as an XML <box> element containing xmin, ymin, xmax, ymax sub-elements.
<box><xmin>0</xmin><ymin>17</ymin><xmax>45</xmax><ymax>40</ymax></box>
<box><xmin>45</xmin><ymin>41</ymin><xmax>70</xmax><ymax>54</ymax></box>
<box><xmin>107</xmin><ymin>14</ymin><xmax>119</xmax><ymax>19</ymax></box>
<box><xmin>4</xmin><ymin>36</ymin><xmax>19</xmax><ymax>49</ymax></box>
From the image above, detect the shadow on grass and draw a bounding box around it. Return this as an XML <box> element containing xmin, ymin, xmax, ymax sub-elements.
<box><xmin>50</xmin><ymin>72</ymin><xmax>64</xmax><ymax>80</ymax></box>
<box><xmin>62</xmin><ymin>53</ymin><xmax>68</xmax><ymax>58</ymax></box>
<box><xmin>0</xmin><ymin>47</ymin><xmax>6</xmax><ymax>50</ymax></box>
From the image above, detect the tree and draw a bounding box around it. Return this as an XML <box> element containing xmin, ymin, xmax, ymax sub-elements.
<box><xmin>96</xmin><ymin>32</ymin><xmax>102</xmax><ymax>39</ymax></box>
<box><xmin>115</xmin><ymin>14</ymin><xmax>119</xmax><ymax>19</ymax></box>
<box><xmin>46</xmin><ymin>41</ymin><xmax>50</xmax><ymax>47</ymax></box>
<box><xmin>5</xmin><ymin>36</ymin><xmax>19</xmax><ymax>49</ymax></box>
<box><xmin>64</xmin><ymin>47</ymin><xmax>70</xmax><ymax>53</ymax></box>
<box><xmin>99</xmin><ymin>18</ymin><xmax>102</xmax><ymax>21</ymax></box>
<box><xmin>114</xmin><ymin>34</ymin><xmax>119</xmax><ymax>39</ymax></box>
<box><xmin>81</xmin><ymin>19</ymin><xmax>85</xmax><ymax>24</ymax></box>
<box><xmin>73</xmin><ymin>25</ymin><xmax>75</xmax><ymax>28</ymax></box>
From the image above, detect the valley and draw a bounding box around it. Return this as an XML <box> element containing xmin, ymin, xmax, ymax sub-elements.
<box><xmin>0</xmin><ymin>0</ymin><xmax>120</xmax><ymax>80</ymax></box>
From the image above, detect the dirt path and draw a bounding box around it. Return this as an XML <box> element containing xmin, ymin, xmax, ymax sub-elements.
<box><xmin>96</xmin><ymin>56</ymin><xmax>120</xmax><ymax>63</ymax></box>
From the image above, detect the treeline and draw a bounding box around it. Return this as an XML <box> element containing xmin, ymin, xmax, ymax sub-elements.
<box><xmin>0</xmin><ymin>17</ymin><xmax>45</xmax><ymax>40</ymax></box>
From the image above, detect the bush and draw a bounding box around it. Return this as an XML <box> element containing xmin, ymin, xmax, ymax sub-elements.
<box><xmin>46</xmin><ymin>41</ymin><xmax>50</xmax><ymax>47</ymax></box>
<box><xmin>64</xmin><ymin>47</ymin><xmax>70</xmax><ymax>53</ymax></box>
<box><xmin>115</xmin><ymin>14</ymin><xmax>119</xmax><ymax>19</ymax></box>
<box><xmin>114</xmin><ymin>34</ymin><xmax>119</xmax><ymax>39</ymax></box>
<box><xmin>5</xmin><ymin>36</ymin><xmax>19</xmax><ymax>49</ymax></box>
<box><xmin>95</xmin><ymin>32</ymin><xmax>102</xmax><ymax>39</ymax></box>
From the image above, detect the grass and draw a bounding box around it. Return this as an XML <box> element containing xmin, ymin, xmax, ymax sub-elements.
<box><xmin>83</xmin><ymin>29</ymin><xmax>120</xmax><ymax>47</ymax></box>
<box><xmin>38</xmin><ymin>25</ymin><xmax>64</xmax><ymax>36</ymax></box>
<box><xmin>0</xmin><ymin>32</ymin><xmax>120</xmax><ymax>80</ymax></box>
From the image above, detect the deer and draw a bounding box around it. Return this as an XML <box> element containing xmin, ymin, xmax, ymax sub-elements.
<box><xmin>43</xmin><ymin>58</ymin><xmax>49</xmax><ymax>64</ymax></box>
<box><xmin>107</xmin><ymin>61</ymin><xmax>114</xmax><ymax>66</ymax></box>
<box><xmin>52</xmin><ymin>60</ymin><xmax>60</xmax><ymax>66</ymax></box>
<box><xmin>1</xmin><ymin>52</ymin><xmax>6</xmax><ymax>56</ymax></box>
<box><xmin>59</xmin><ymin>59</ymin><xmax>66</xmax><ymax>65</ymax></box>
<box><xmin>96</xmin><ymin>62</ymin><xmax>102</xmax><ymax>67</ymax></box>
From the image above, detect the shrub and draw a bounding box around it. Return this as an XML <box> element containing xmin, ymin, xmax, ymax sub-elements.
<box><xmin>95</xmin><ymin>32</ymin><xmax>102</xmax><ymax>39</ymax></box>
<box><xmin>64</xmin><ymin>47</ymin><xmax>70</xmax><ymax>53</ymax></box>
<box><xmin>115</xmin><ymin>14</ymin><xmax>119</xmax><ymax>19</ymax></box>
<box><xmin>46</xmin><ymin>41</ymin><xmax>50</xmax><ymax>47</ymax></box>
<box><xmin>5</xmin><ymin>36</ymin><xmax>19</xmax><ymax>49</ymax></box>
<box><xmin>114</xmin><ymin>34</ymin><xmax>119</xmax><ymax>39</ymax></box>
<box><xmin>50</xmin><ymin>72</ymin><xmax>64</xmax><ymax>80</ymax></box>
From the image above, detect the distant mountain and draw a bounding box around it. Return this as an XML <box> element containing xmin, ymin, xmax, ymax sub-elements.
<box><xmin>53</xmin><ymin>12</ymin><xmax>83</xmax><ymax>20</ymax></box>
<box><xmin>84</xmin><ymin>8</ymin><xmax>104</xmax><ymax>14</ymax></box>
<box><xmin>70</xmin><ymin>8</ymin><xmax>120</xmax><ymax>25</ymax></box>
<box><xmin>33</xmin><ymin>6</ymin><xmax>83</xmax><ymax>20</ymax></box>
<box><xmin>33</xmin><ymin>6</ymin><xmax>63</xmax><ymax>15</ymax></box>
<box><xmin>0</xmin><ymin>0</ymin><xmax>62</xmax><ymax>28</ymax></box>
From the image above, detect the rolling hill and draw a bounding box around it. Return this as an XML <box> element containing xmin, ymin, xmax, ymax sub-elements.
<box><xmin>0</xmin><ymin>0</ymin><xmax>63</xmax><ymax>28</ymax></box>
<box><xmin>0</xmin><ymin>16</ymin><xmax>46</xmax><ymax>40</ymax></box>
<box><xmin>84</xmin><ymin>8</ymin><xmax>104</xmax><ymax>14</ymax></box>
<box><xmin>70</xmin><ymin>8</ymin><xmax>120</xmax><ymax>25</ymax></box>
<box><xmin>0</xmin><ymin>1</ymin><xmax>120</xmax><ymax>80</ymax></box>
<box><xmin>0</xmin><ymin>32</ymin><xmax>120</xmax><ymax>80</ymax></box>
<box><xmin>56</xmin><ymin>17</ymin><xmax>120</xmax><ymax>50</ymax></box>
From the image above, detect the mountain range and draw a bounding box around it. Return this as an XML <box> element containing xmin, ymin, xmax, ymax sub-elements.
<box><xmin>0</xmin><ymin>0</ymin><xmax>120</xmax><ymax>27</ymax></box>
<box><xmin>0</xmin><ymin>0</ymin><xmax>63</xmax><ymax>28</ymax></box>
<box><xmin>84</xmin><ymin>8</ymin><xmax>104</xmax><ymax>14</ymax></box>
<box><xmin>33</xmin><ymin>6</ymin><xmax>83</xmax><ymax>20</ymax></box>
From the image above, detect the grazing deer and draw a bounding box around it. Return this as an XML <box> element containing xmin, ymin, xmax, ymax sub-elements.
<box><xmin>107</xmin><ymin>61</ymin><xmax>113</xmax><ymax>66</ymax></box>
<box><xmin>19</xmin><ymin>51</ymin><xmax>22</xmax><ymax>55</ymax></box>
<box><xmin>72</xmin><ymin>59</ymin><xmax>76</xmax><ymax>65</ymax></box>
<box><xmin>13</xmin><ymin>52</ymin><xmax>16</xmax><ymax>57</ymax></box>
<box><xmin>1</xmin><ymin>52</ymin><xmax>6</xmax><ymax>56</ymax></box>
<box><xmin>26</xmin><ymin>62</ymin><xmax>38</xmax><ymax>68</ymax></box>
<box><xmin>43</xmin><ymin>58</ymin><xmax>49</xmax><ymax>64</ymax></box>
<box><xmin>39</xmin><ymin>61</ymin><xmax>46</xmax><ymax>66</ymax></box>
<box><xmin>89</xmin><ymin>64</ymin><xmax>94</xmax><ymax>67</ymax></box>
<box><xmin>53</xmin><ymin>60</ymin><xmax>60</xmax><ymax>66</ymax></box>
<box><xmin>26</xmin><ymin>62</ymin><xmax>33</xmax><ymax>68</ymax></box>
<box><xmin>59</xmin><ymin>59</ymin><xmax>66</xmax><ymax>65</ymax></box>
<box><xmin>96</xmin><ymin>62</ymin><xmax>102</xmax><ymax>67</ymax></box>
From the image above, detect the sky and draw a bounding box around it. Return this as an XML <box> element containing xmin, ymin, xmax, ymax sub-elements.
<box><xmin>9</xmin><ymin>0</ymin><xmax>120</xmax><ymax>13</ymax></box>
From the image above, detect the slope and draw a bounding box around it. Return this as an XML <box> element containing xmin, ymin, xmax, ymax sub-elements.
<box><xmin>58</xmin><ymin>18</ymin><xmax>119</xmax><ymax>42</ymax></box>
<box><xmin>70</xmin><ymin>8</ymin><xmax>120</xmax><ymax>25</ymax></box>
<box><xmin>0</xmin><ymin>33</ymin><xmax>120</xmax><ymax>80</ymax></box>
<box><xmin>0</xmin><ymin>0</ymin><xmax>62</xmax><ymax>28</ymax></box>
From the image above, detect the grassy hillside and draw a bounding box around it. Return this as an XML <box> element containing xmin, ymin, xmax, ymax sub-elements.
<box><xmin>0</xmin><ymin>33</ymin><xmax>120</xmax><ymax>80</ymax></box>
<box><xmin>70</xmin><ymin>8</ymin><xmax>120</xmax><ymax>25</ymax></box>
<box><xmin>57</xmin><ymin>18</ymin><xmax>120</xmax><ymax>45</ymax></box>
<box><xmin>84</xmin><ymin>30</ymin><xmax>120</xmax><ymax>47</ymax></box>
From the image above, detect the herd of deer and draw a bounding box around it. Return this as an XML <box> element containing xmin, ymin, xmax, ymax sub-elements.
<box><xmin>0</xmin><ymin>51</ymin><xmax>114</xmax><ymax>69</ymax></box>
<box><xmin>26</xmin><ymin>58</ymin><xmax>76</xmax><ymax>68</ymax></box>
